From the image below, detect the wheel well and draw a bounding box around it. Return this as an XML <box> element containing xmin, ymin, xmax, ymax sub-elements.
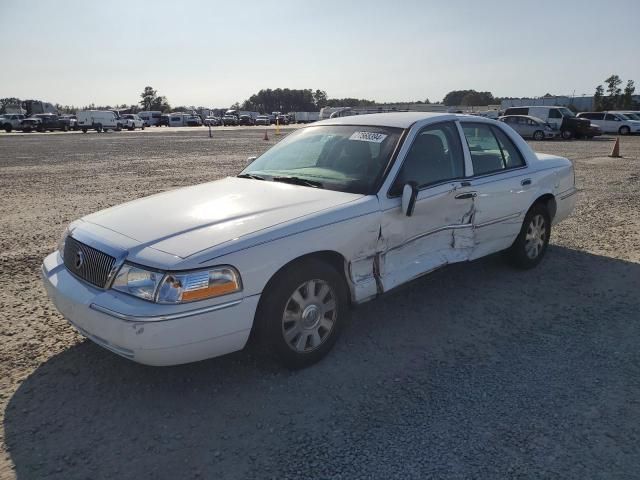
<box><xmin>533</xmin><ymin>193</ymin><xmax>557</xmax><ymax>220</ymax></box>
<box><xmin>249</xmin><ymin>251</ymin><xmax>350</xmax><ymax>343</ymax></box>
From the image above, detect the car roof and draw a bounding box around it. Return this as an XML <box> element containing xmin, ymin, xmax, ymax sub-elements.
<box><xmin>500</xmin><ymin>114</ymin><xmax>542</xmax><ymax>121</ymax></box>
<box><xmin>314</xmin><ymin>112</ymin><xmax>468</xmax><ymax>129</ymax></box>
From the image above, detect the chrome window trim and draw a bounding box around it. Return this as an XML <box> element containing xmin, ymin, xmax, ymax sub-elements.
<box><xmin>89</xmin><ymin>298</ymin><xmax>243</xmax><ymax>323</ymax></box>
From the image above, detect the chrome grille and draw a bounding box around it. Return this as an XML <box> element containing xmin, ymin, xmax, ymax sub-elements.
<box><xmin>63</xmin><ymin>236</ymin><xmax>116</xmax><ymax>288</ymax></box>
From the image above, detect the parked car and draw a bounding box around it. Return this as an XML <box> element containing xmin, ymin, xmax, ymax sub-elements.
<box><xmin>222</xmin><ymin>114</ymin><xmax>238</xmax><ymax>126</ymax></box>
<box><xmin>159</xmin><ymin>114</ymin><xmax>170</xmax><ymax>127</ymax></box>
<box><xmin>20</xmin><ymin>114</ymin><xmax>71</xmax><ymax>132</ymax></box>
<box><xmin>276</xmin><ymin>114</ymin><xmax>290</xmax><ymax>125</ymax></box>
<box><xmin>498</xmin><ymin>115</ymin><xmax>557</xmax><ymax>140</ymax></box>
<box><xmin>204</xmin><ymin>116</ymin><xmax>221</xmax><ymax>126</ymax></box>
<box><xmin>255</xmin><ymin>115</ymin><xmax>271</xmax><ymax>126</ymax></box>
<box><xmin>120</xmin><ymin>114</ymin><xmax>145</xmax><ymax>131</ymax></box>
<box><xmin>42</xmin><ymin>113</ymin><xmax>576</xmax><ymax>368</ymax></box>
<box><xmin>576</xmin><ymin>112</ymin><xmax>640</xmax><ymax>135</ymax></box>
<box><xmin>186</xmin><ymin>115</ymin><xmax>202</xmax><ymax>127</ymax></box>
<box><xmin>239</xmin><ymin>114</ymin><xmax>255</xmax><ymax>126</ymax></box>
<box><xmin>503</xmin><ymin>106</ymin><xmax>591</xmax><ymax>139</ymax></box>
<box><xmin>77</xmin><ymin>110</ymin><xmax>121</xmax><ymax>133</ymax></box>
<box><xmin>138</xmin><ymin>111</ymin><xmax>162</xmax><ymax>127</ymax></box>
<box><xmin>1</xmin><ymin>113</ymin><xmax>26</xmax><ymax>132</ymax></box>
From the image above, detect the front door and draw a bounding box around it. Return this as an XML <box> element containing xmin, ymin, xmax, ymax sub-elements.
<box><xmin>378</xmin><ymin>121</ymin><xmax>475</xmax><ymax>291</ymax></box>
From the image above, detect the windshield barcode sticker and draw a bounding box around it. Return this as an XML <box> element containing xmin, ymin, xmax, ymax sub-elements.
<box><xmin>349</xmin><ymin>131</ymin><xmax>388</xmax><ymax>143</ymax></box>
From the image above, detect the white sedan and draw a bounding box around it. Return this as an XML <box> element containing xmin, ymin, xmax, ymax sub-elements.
<box><xmin>42</xmin><ymin>113</ymin><xmax>577</xmax><ymax>368</ymax></box>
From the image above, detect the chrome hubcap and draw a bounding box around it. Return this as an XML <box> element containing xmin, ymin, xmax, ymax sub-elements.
<box><xmin>282</xmin><ymin>279</ymin><xmax>337</xmax><ymax>353</ymax></box>
<box><xmin>525</xmin><ymin>214</ymin><xmax>547</xmax><ymax>259</ymax></box>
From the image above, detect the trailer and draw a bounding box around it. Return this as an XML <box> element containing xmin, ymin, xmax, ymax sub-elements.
<box><xmin>293</xmin><ymin>112</ymin><xmax>320</xmax><ymax>123</ymax></box>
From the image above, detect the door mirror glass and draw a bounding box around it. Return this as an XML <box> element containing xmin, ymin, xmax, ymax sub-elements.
<box><xmin>246</xmin><ymin>156</ymin><xmax>257</xmax><ymax>165</ymax></box>
<box><xmin>401</xmin><ymin>183</ymin><xmax>418</xmax><ymax>217</ymax></box>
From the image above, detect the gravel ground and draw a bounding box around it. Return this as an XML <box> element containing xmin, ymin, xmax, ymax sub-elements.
<box><xmin>0</xmin><ymin>129</ymin><xmax>639</xmax><ymax>479</ymax></box>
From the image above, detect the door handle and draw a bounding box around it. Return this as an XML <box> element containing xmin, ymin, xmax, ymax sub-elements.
<box><xmin>521</xmin><ymin>178</ymin><xmax>532</xmax><ymax>186</ymax></box>
<box><xmin>455</xmin><ymin>191</ymin><xmax>477</xmax><ymax>200</ymax></box>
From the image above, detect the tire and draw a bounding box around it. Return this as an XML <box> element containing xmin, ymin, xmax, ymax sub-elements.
<box><xmin>141</xmin><ymin>125</ymin><xmax>145</xmax><ymax>130</ymax></box>
<box><xmin>128</xmin><ymin>126</ymin><xmax>134</xmax><ymax>131</ymax></box>
<box><xmin>96</xmin><ymin>124</ymin><xmax>103</xmax><ymax>133</ymax></box>
<box><xmin>507</xmin><ymin>203</ymin><xmax>551</xmax><ymax>269</ymax></box>
<box><xmin>3</xmin><ymin>124</ymin><xmax>11</xmax><ymax>133</ymax></box>
<box><xmin>61</xmin><ymin>125</ymin><xmax>68</xmax><ymax>132</ymax></box>
<box><xmin>561</xmin><ymin>130</ymin><xmax>572</xmax><ymax>140</ymax></box>
<box><xmin>619</xmin><ymin>126</ymin><xmax>630</xmax><ymax>135</ymax></box>
<box><xmin>532</xmin><ymin>130</ymin><xmax>545</xmax><ymax>141</ymax></box>
<box><xmin>82</xmin><ymin>128</ymin><xmax>88</xmax><ymax>133</ymax></box>
<box><xmin>255</xmin><ymin>258</ymin><xmax>350</xmax><ymax>369</ymax></box>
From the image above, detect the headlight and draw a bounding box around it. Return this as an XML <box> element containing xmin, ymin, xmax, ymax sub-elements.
<box><xmin>111</xmin><ymin>264</ymin><xmax>241</xmax><ymax>303</ymax></box>
<box><xmin>112</xmin><ymin>264</ymin><xmax>163</xmax><ymax>301</ymax></box>
<box><xmin>156</xmin><ymin>267</ymin><xmax>241</xmax><ymax>304</ymax></box>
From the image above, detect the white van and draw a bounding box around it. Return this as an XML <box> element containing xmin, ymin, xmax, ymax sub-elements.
<box><xmin>138</xmin><ymin>111</ymin><xmax>162</xmax><ymax>127</ymax></box>
<box><xmin>77</xmin><ymin>110</ymin><xmax>121</xmax><ymax>133</ymax></box>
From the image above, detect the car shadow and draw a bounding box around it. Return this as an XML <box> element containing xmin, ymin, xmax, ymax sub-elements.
<box><xmin>4</xmin><ymin>246</ymin><xmax>640</xmax><ymax>479</ymax></box>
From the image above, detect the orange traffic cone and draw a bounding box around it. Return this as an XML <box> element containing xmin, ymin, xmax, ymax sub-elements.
<box><xmin>263</xmin><ymin>128</ymin><xmax>269</xmax><ymax>141</ymax></box>
<box><xmin>609</xmin><ymin>137</ymin><xmax>621</xmax><ymax>158</ymax></box>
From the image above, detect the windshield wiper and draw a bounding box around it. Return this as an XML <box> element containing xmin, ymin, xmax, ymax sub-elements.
<box><xmin>272</xmin><ymin>176</ymin><xmax>323</xmax><ymax>188</ymax></box>
<box><xmin>237</xmin><ymin>173</ymin><xmax>266</xmax><ymax>180</ymax></box>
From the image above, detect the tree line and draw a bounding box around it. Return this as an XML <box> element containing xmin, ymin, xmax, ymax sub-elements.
<box><xmin>593</xmin><ymin>75</ymin><xmax>635</xmax><ymax>111</ymax></box>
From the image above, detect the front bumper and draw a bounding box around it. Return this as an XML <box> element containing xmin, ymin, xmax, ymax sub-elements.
<box><xmin>41</xmin><ymin>252</ymin><xmax>259</xmax><ymax>366</ymax></box>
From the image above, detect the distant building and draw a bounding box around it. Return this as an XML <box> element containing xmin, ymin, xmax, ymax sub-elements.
<box><xmin>501</xmin><ymin>96</ymin><xmax>594</xmax><ymax>111</ymax></box>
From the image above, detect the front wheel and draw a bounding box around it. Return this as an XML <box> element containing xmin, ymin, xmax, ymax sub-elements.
<box><xmin>561</xmin><ymin>130</ymin><xmax>572</xmax><ymax>140</ymax></box>
<box><xmin>141</xmin><ymin>125</ymin><xmax>145</xmax><ymax>130</ymax></box>
<box><xmin>507</xmin><ymin>204</ymin><xmax>551</xmax><ymax>269</ymax></box>
<box><xmin>256</xmin><ymin>259</ymin><xmax>349</xmax><ymax>369</ymax></box>
<box><xmin>619</xmin><ymin>126</ymin><xmax>630</xmax><ymax>135</ymax></box>
<box><xmin>533</xmin><ymin>130</ymin><xmax>545</xmax><ymax>141</ymax></box>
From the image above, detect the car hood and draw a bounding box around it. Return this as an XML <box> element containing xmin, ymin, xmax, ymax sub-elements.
<box><xmin>81</xmin><ymin>177</ymin><xmax>363</xmax><ymax>259</ymax></box>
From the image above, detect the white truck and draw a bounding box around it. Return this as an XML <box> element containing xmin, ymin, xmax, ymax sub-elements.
<box><xmin>293</xmin><ymin>112</ymin><xmax>320</xmax><ymax>123</ymax></box>
<box><xmin>77</xmin><ymin>110</ymin><xmax>121</xmax><ymax>133</ymax></box>
<box><xmin>120</xmin><ymin>114</ymin><xmax>145</xmax><ymax>131</ymax></box>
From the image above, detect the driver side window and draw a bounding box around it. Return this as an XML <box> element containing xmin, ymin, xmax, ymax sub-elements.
<box><xmin>392</xmin><ymin>122</ymin><xmax>464</xmax><ymax>195</ymax></box>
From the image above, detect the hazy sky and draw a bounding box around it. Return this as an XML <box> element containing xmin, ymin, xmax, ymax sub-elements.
<box><xmin>1</xmin><ymin>0</ymin><xmax>639</xmax><ymax>108</ymax></box>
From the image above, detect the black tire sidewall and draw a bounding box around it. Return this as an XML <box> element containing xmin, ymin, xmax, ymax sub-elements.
<box><xmin>257</xmin><ymin>259</ymin><xmax>350</xmax><ymax>369</ymax></box>
<box><xmin>533</xmin><ymin>130</ymin><xmax>544</xmax><ymax>141</ymax></box>
<box><xmin>508</xmin><ymin>204</ymin><xmax>551</xmax><ymax>269</ymax></box>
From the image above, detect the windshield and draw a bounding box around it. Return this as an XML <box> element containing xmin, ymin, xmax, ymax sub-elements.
<box><xmin>241</xmin><ymin>125</ymin><xmax>403</xmax><ymax>194</ymax></box>
<box><xmin>558</xmin><ymin>107</ymin><xmax>575</xmax><ymax>118</ymax></box>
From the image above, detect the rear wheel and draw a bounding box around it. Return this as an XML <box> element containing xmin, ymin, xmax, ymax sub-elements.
<box><xmin>619</xmin><ymin>126</ymin><xmax>630</xmax><ymax>135</ymax></box>
<box><xmin>561</xmin><ymin>130</ymin><xmax>572</xmax><ymax>140</ymax></box>
<box><xmin>533</xmin><ymin>130</ymin><xmax>545</xmax><ymax>141</ymax></box>
<box><xmin>507</xmin><ymin>203</ymin><xmax>551</xmax><ymax>269</ymax></box>
<box><xmin>82</xmin><ymin>128</ymin><xmax>88</xmax><ymax>133</ymax></box>
<box><xmin>95</xmin><ymin>124</ymin><xmax>103</xmax><ymax>133</ymax></box>
<box><xmin>3</xmin><ymin>124</ymin><xmax>11</xmax><ymax>133</ymax></box>
<box><xmin>256</xmin><ymin>258</ymin><xmax>349</xmax><ymax>369</ymax></box>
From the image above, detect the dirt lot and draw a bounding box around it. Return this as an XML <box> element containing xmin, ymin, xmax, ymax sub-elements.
<box><xmin>1</xmin><ymin>128</ymin><xmax>639</xmax><ymax>479</ymax></box>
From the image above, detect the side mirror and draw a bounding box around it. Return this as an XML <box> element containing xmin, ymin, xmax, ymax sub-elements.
<box><xmin>246</xmin><ymin>156</ymin><xmax>257</xmax><ymax>165</ymax></box>
<box><xmin>401</xmin><ymin>183</ymin><xmax>418</xmax><ymax>217</ymax></box>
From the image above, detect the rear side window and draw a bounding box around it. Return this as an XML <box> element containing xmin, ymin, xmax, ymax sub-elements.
<box><xmin>549</xmin><ymin>109</ymin><xmax>562</xmax><ymax>119</ymax></box>
<box><xmin>462</xmin><ymin>123</ymin><xmax>525</xmax><ymax>175</ymax></box>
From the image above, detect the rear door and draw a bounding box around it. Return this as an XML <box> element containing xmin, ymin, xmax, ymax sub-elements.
<box><xmin>459</xmin><ymin>121</ymin><xmax>536</xmax><ymax>259</ymax></box>
<box><xmin>604</xmin><ymin>113</ymin><xmax>621</xmax><ymax>133</ymax></box>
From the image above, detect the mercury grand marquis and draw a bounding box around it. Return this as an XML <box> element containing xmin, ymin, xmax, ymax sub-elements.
<box><xmin>42</xmin><ymin>112</ymin><xmax>577</xmax><ymax>368</ymax></box>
